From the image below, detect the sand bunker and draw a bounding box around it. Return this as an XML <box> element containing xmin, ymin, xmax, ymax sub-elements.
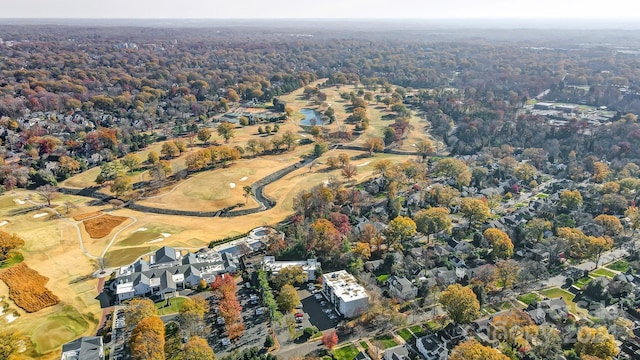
<box><xmin>239</xmin><ymin>176</ymin><xmax>248</xmax><ymax>182</ymax></box>
<box><xmin>6</xmin><ymin>313</ymin><xmax>18</xmax><ymax>323</ymax></box>
<box><xmin>357</xmin><ymin>161</ymin><xmax>371</xmax><ymax>167</ymax></box>
<box><xmin>148</xmin><ymin>233</ymin><xmax>171</xmax><ymax>244</ymax></box>
<box><xmin>229</xmin><ymin>182</ymin><xmax>236</xmax><ymax>188</ymax></box>
<box><xmin>0</xmin><ymin>221</ymin><xmax>8</xmax><ymax>227</ymax></box>
<box><xmin>14</xmin><ymin>199</ymin><xmax>26</xmax><ymax>205</ymax></box>
<box><xmin>135</xmin><ymin>228</ymin><xmax>148</xmax><ymax>232</ymax></box>
<box><xmin>33</xmin><ymin>213</ymin><xmax>48</xmax><ymax>219</ymax></box>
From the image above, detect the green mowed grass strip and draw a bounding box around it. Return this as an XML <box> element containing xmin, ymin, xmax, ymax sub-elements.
<box><xmin>156</xmin><ymin>297</ymin><xmax>187</xmax><ymax>315</ymax></box>
<box><xmin>397</xmin><ymin>328</ymin><xmax>413</xmax><ymax>341</ymax></box>
<box><xmin>33</xmin><ymin>305</ymin><xmax>90</xmax><ymax>354</ymax></box>
<box><xmin>360</xmin><ymin>341</ymin><xmax>368</xmax><ymax>349</ymax></box>
<box><xmin>333</xmin><ymin>344</ymin><xmax>359</xmax><ymax>360</ymax></box>
<box><xmin>591</xmin><ymin>268</ymin><xmax>616</xmax><ymax>278</ymax></box>
<box><xmin>539</xmin><ymin>287</ymin><xmax>575</xmax><ymax>302</ymax></box>
<box><xmin>517</xmin><ymin>293</ymin><xmax>541</xmax><ymax>305</ymax></box>
<box><xmin>606</xmin><ymin>260</ymin><xmax>629</xmax><ymax>273</ymax></box>
<box><xmin>409</xmin><ymin>324</ymin><xmax>426</xmax><ymax>337</ymax></box>
<box><xmin>373</xmin><ymin>334</ymin><xmax>398</xmax><ymax>349</ymax></box>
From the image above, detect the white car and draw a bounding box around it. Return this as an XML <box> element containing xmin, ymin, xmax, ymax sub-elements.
<box><xmin>221</xmin><ymin>338</ymin><xmax>231</xmax><ymax>346</ymax></box>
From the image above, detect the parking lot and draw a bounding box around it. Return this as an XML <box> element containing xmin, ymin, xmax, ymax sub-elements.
<box><xmin>298</xmin><ymin>288</ymin><xmax>339</xmax><ymax>331</ymax></box>
<box><xmin>210</xmin><ymin>285</ymin><xmax>270</xmax><ymax>357</ymax></box>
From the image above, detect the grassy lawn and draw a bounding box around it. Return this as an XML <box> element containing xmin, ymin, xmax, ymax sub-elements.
<box><xmin>376</xmin><ymin>274</ymin><xmax>390</xmax><ymax>283</ymax></box>
<box><xmin>539</xmin><ymin>287</ymin><xmax>586</xmax><ymax>315</ymax></box>
<box><xmin>518</xmin><ymin>293</ymin><xmax>541</xmax><ymax>305</ymax></box>
<box><xmin>333</xmin><ymin>344</ymin><xmax>359</xmax><ymax>360</ymax></box>
<box><xmin>32</xmin><ymin>305</ymin><xmax>91</xmax><ymax>354</ymax></box>
<box><xmin>591</xmin><ymin>268</ymin><xmax>616</xmax><ymax>279</ymax></box>
<box><xmin>397</xmin><ymin>328</ymin><xmax>413</xmax><ymax>341</ymax></box>
<box><xmin>425</xmin><ymin>319</ymin><xmax>443</xmax><ymax>332</ymax></box>
<box><xmin>606</xmin><ymin>260</ymin><xmax>630</xmax><ymax>273</ymax></box>
<box><xmin>360</xmin><ymin>341</ymin><xmax>368</xmax><ymax>350</ymax></box>
<box><xmin>409</xmin><ymin>324</ymin><xmax>426</xmax><ymax>337</ymax></box>
<box><xmin>155</xmin><ymin>297</ymin><xmax>187</xmax><ymax>315</ymax></box>
<box><xmin>540</xmin><ymin>287</ymin><xmax>575</xmax><ymax>302</ymax></box>
<box><xmin>574</xmin><ymin>277</ymin><xmax>592</xmax><ymax>289</ymax></box>
<box><xmin>373</xmin><ymin>334</ymin><xmax>398</xmax><ymax>349</ymax></box>
<box><xmin>535</xmin><ymin>193</ymin><xmax>549</xmax><ymax>199</ymax></box>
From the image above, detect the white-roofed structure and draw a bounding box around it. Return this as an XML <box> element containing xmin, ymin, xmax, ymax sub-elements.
<box><xmin>322</xmin><ymin>270</ymin><xmax>369</xmax><ymax>318</ymax></box>
<box><xmin>262</xmin><ymin>256</ymin><xmax>321</xmax><ymax>281</ymax></box>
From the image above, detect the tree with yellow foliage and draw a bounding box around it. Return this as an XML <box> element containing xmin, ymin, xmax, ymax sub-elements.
<box><xmin>593</xmin><ymin>214</ymin><xmax>623</xmax><ymax>237</ymax></box>
<box><xmin>439</xmin><ymin>284</ymin><xmax>480</xmax><ymax>323</ymax></box>
<box><xmin>559</xmin><ymin>189</ymin><xmax>583</xmax><ymax>210</ymax></box>
<box><xmin>183</xmin><ymin>336</ymin><xmax>216</xmax><ymax>360</ymax></box>
<box><xmin>460</xmin><ymin>197</ymin><xmax>490</xmax><ymax>229</ymax></box>
<box><xmin>575</xmin><ymin>326</ymin><xmax>619</xmax><ymax>360</ymax></box>
<box><xmin>414</xmin><ymin>207</ymin><xmax>452</xmax><ymax>241</ymax></box>
<box><xmin>592</xmin><ymin>161</ymin><xmax>611</xmax><ymax>183</ymax></box>
<box><xmin>450</xmin><ymin>339</ymin><xmax>509</xmax><ymax>360</ymax></box>
<box><xmin>0</xmin><ymin>231</ymin><xmax>25</xmax><ymax>261</ymax></box>
<box><xmin>125</xmin><ymin>298</ymin><xmax>158</xmax><ymax>331</ymax></box>
<box><xmin>0</xmin><ymin>329</ymin><xmax>29</xmax><ymax>360</ymax></box>
<box><xmin>483</xmin><ymin>228</ymin><xmax>514</xmax><ymax>259</ymax></box>
<box><xmin>492</xmin><ymin>309</ymin><xmax>537</xmax><ymax>350</ymax></box>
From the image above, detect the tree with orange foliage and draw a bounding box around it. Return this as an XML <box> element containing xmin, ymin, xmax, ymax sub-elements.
<box><xmin>211</xmin><ymin>275</ymin><xmax>237</xmax><ymax>298</ymax></box>
<box><xmin>322</xmin><ymin>331</ymin><xmax>339</xmax><ymax>350</ymax></box>
<box><xmin>227</xmin><ymin>321</ymin><xmax>246</xmax><ymax>341</ymax></box>
<box><xmin>450</xmin><ymin>339</ymin><xmax>509</xmax><ymax>360</ymax></box>
<box><xmin>130</xmin><ymin>316</ymin><xmax>165</xmax><ymax>360</ymax></box>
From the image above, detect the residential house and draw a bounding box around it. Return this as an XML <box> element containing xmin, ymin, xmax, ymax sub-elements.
<box><xmin>60</xmin><ymin>337</ymin><xmax>104</xmax><ymax>360</ymax></box>
<box><xmin>383</xmin><ymin>344</ymin><xmax>410</xmax><ymax>360</ymax></box>
<box><xmin>416</xmin><ymin>334</ymin><xmax>448</xmax><ymax>360</ymax></box>
<box><xmin>355</xmin><ymin>351</ymin><xmax>372</xmax><ymax>360</ymax></box>
<box><xmin>525</xmin><ymin>297</ymin><xmax>568</xmax><ymax>324</ymax></box>
<box><xmin>387</xmin><ymin>275</ymin><xmax>418</xmax><ymax>301</ymax></box>
<box><xmin>322</xmin><ymin>270</ymin><xmax>369</xmax><ymax>319</ymax></box>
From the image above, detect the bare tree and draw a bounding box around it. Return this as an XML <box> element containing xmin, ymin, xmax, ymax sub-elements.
<box><xmin>36</xmin><ymin>184</ymin><xmax>59</xmax><ymax>207</ymax></box>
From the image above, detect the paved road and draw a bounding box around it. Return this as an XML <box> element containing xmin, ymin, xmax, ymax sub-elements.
<box><xmin>276</xmin><ymin>339</ymin><xmax>323</xmax><ymax>360</ymax></box>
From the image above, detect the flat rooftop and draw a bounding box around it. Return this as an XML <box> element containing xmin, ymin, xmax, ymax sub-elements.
<box><xmin>263</xmin><ymin>257</ymin><xmax>319</xmax><ymax>272</ymax></box>
<box><xmin>323</xmin><ymin>270</ymin><xmax>368</xmax><ymax>302</ymax></box>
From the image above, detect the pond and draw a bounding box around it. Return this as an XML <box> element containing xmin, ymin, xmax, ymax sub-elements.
<box><xmin>300</xmin><ymin>108</ymin><xmax>325</xmax><ymax>126</ymax></box>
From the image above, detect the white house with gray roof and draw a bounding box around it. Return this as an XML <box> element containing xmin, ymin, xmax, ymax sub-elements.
<box><xmin>113</xmin><ymin>246</ymin><xmax>239</xmax><ymax>303</ymax></box>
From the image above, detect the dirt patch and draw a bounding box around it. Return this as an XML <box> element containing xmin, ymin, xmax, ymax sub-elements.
<box><xmin>83</xmin><ymin>214</ymin><xmax>128</xmax><ymax>238</ymax></box>
<box><xmin>0</xmin><ymin>263</ymin><xmax>60</xmax><ymax>313</ymax></box>
<box><xmin>73</xmin><ymin>211</ymin><xmax>103</xmax><ymax>221</ymax></box>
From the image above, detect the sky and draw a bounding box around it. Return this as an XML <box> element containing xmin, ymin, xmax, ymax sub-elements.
<box><xmin>1</xmin><ymin>0</ymin><xmax>638</xmax><ymax>19</ymax></box>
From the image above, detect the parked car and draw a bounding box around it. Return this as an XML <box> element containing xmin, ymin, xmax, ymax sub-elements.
<box><xmin>221</xmin><ymin>338</ymin><xmax>231</xmax><ymax>346</ymax></box>
<box><xmin>295</xmin><ymin>303</ymin><xmax>303</xmax><ymax>309</ymax></box>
